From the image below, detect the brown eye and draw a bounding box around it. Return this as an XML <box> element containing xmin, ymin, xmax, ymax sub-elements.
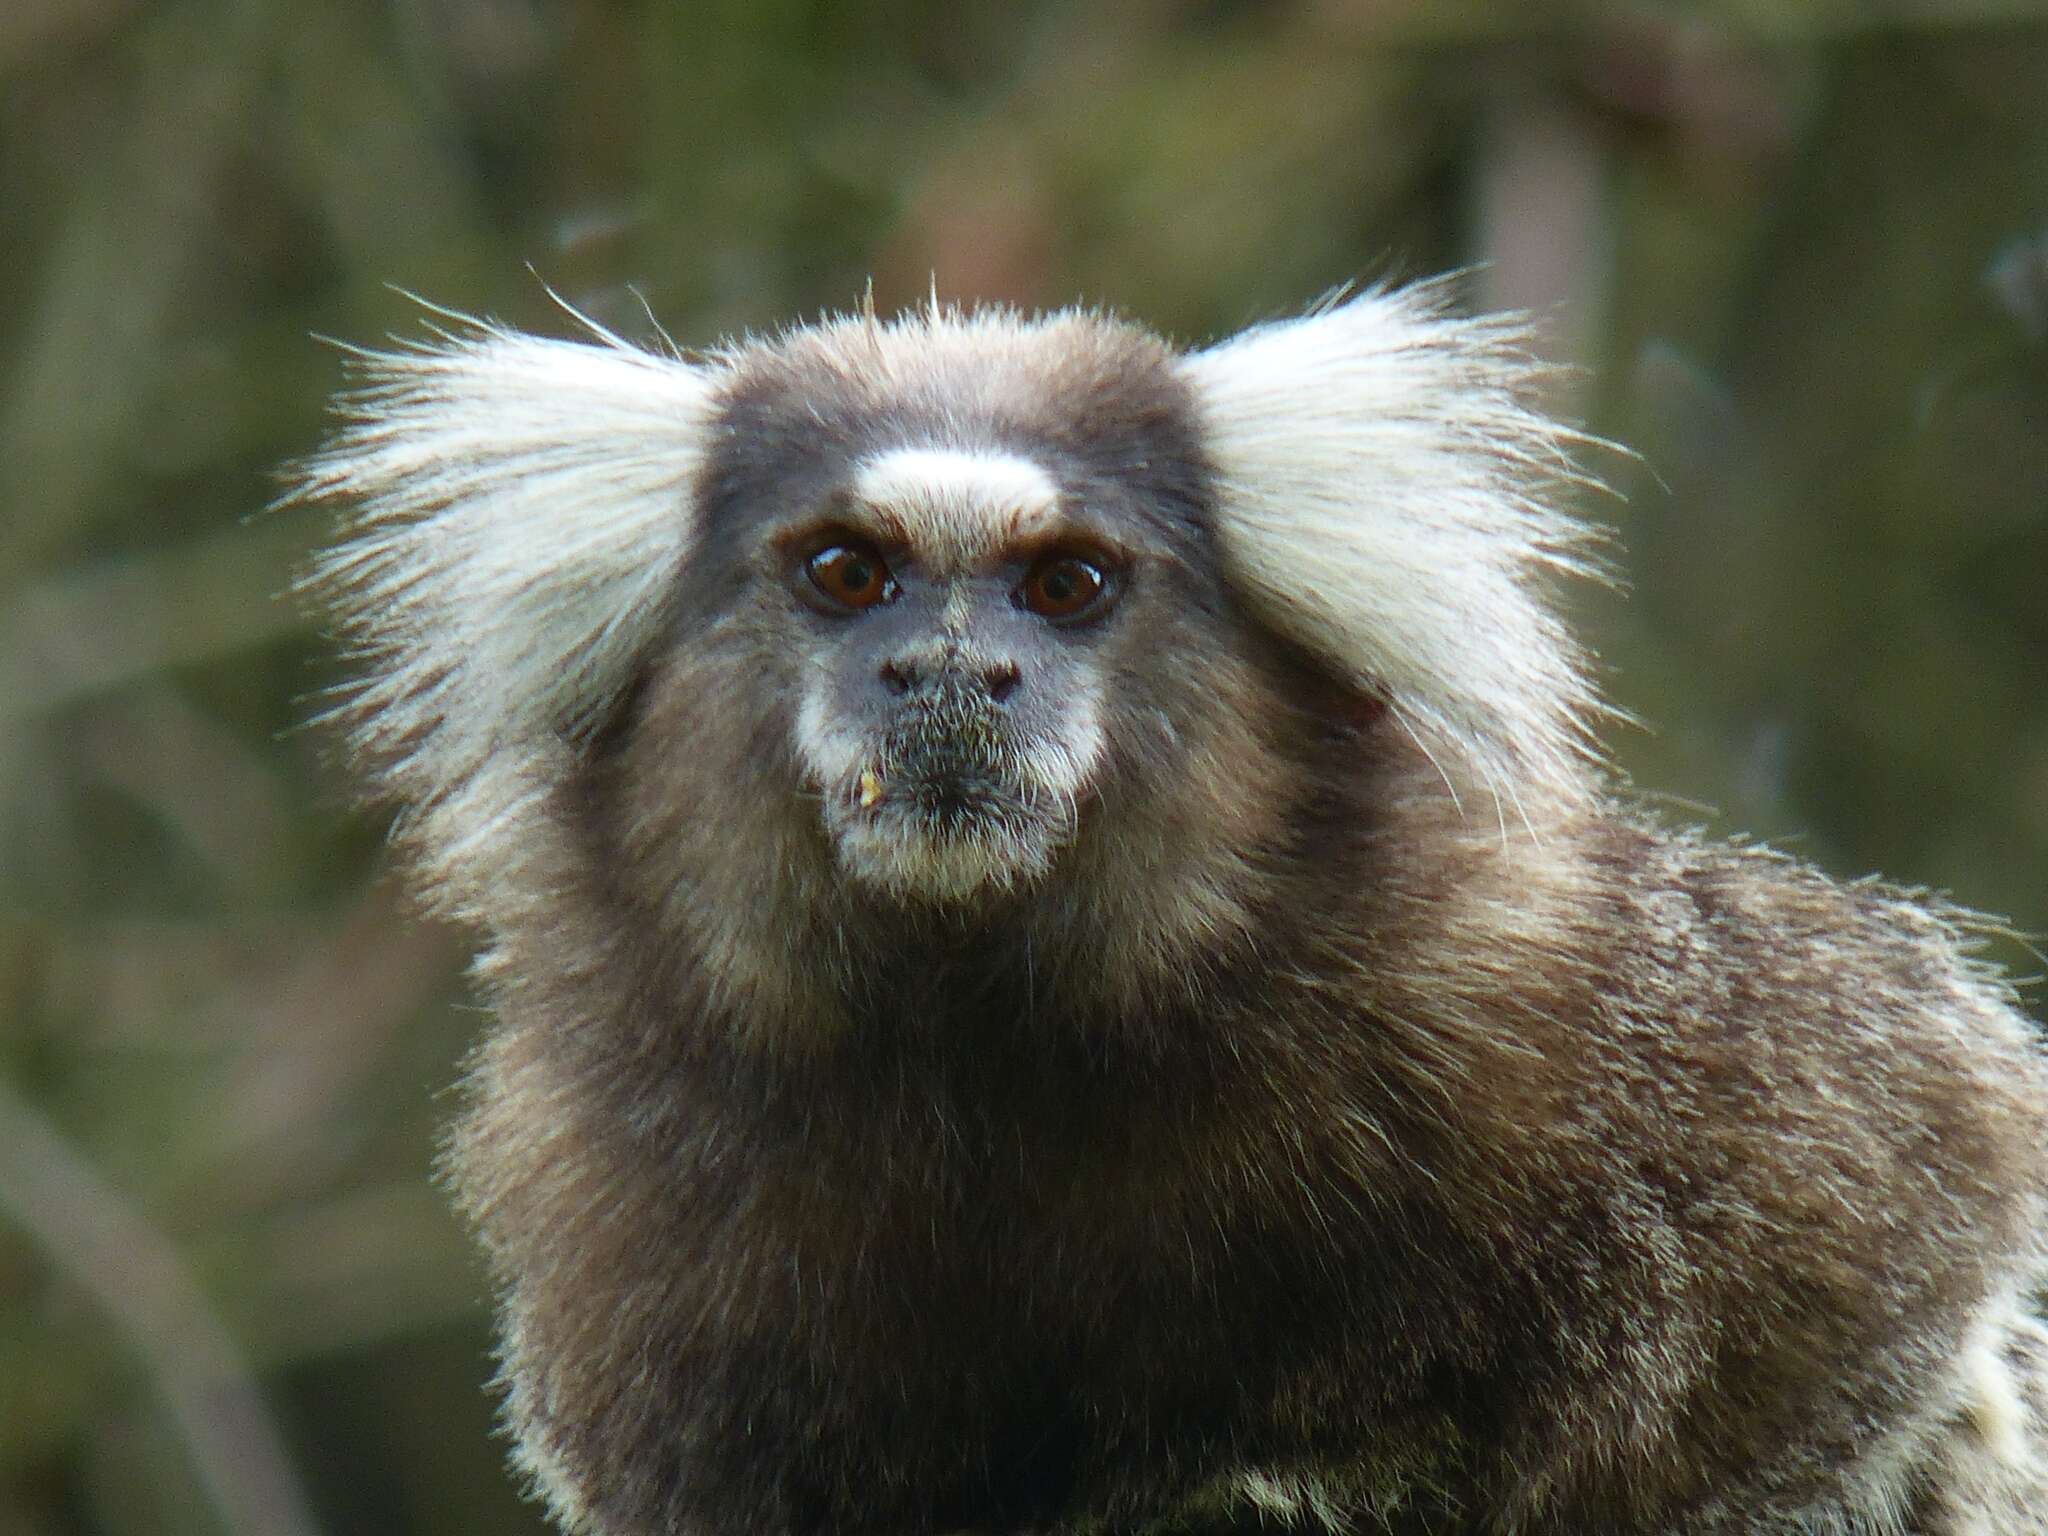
<box><xmin>1019</xmin><ymin>553</ymin><xmax>1110</xmax><ymax>621</ymax></box>
<box><xmin>806</xmin><ymin>541</ymin><xmax>897</xmax><ymax>611</ymax></box>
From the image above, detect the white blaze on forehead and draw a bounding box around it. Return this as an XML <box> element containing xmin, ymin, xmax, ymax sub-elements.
<box><xmin>850</xmin><ymin>447</ymin><xmax>1063</xmax><ymax>567</ymax></box>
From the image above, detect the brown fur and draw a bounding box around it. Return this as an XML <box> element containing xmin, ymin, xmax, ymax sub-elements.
<box><xmin>311</xmin><ymin>301</ymin><xmax>2048</xmax><ymax>1534</ymax></box>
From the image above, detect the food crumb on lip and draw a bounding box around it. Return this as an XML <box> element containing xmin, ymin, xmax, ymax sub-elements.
<box><xmin>856</xmin><ymin>769</ymin><xmax>884</xmax><ymax>808</ymax></box>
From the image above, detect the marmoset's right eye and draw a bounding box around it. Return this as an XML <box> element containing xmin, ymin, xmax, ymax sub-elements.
<box><xmin>804</xmin><ymin>539</ymin><xmax>898</xmax><ymax>611</ymax></box>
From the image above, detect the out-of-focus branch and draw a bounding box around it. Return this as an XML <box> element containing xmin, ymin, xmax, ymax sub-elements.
<box><xmin>0</xmin><ymin>1075</ymin><xmax>323</xmax><ymax>1536</ymax></box>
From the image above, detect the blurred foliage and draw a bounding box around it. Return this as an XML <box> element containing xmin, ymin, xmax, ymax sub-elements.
<box><xmin>1</xmin><ymin>0</ymin><xmax>2045</xmax><ymax>1532</ymax></box>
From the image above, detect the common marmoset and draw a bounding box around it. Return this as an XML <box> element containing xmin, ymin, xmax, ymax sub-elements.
<box><xmin>300</xmin><ymin>287</ymin><xmax>2048</xmax><ymax>1534</ymax></box>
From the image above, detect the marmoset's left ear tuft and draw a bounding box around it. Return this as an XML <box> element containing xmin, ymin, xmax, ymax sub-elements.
<box><xmin>290</xmin><ymin>316</ymin><xmax>719</xmax><ymax>910</ymax></box>
<box><xmin>1181</xmin><ymin>285</ymin><xmax>1605</xmax><ymax>822</ymax></box>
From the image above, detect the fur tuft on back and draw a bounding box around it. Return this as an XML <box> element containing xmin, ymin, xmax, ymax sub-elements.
<box><xmin>1181</xmin><ymin>285</ymin><xmax>1605</xmax><ymax>824</ymax></box>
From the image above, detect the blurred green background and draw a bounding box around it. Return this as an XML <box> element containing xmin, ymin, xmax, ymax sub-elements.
<box><xmin>2</xmin><ymin>0</ymin><xmax>2045</xmax><ymax>1532</ymax></box>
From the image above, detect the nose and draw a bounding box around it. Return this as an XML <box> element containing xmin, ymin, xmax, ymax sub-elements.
<box><xmin>880</xmin><ymin>651</ymin><xmax>1021</xmax><ymax>704</ymax></box>
<box><xmin>981</xmin><ymin>660</ymin><xmax>1021</xmax><ymax>703</ymax></box>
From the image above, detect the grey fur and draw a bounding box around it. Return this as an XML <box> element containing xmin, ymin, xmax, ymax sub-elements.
<box><xmin>300</xmin><ymin>290</ymin><xmax>2048</xmax><ymax>1535</ymax></box>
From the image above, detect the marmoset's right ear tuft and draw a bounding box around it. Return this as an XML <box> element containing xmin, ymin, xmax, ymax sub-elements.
<box><xmin>290</xmin><ymin>316</ymin><xmax>719</xmax><ymax>909</ymax></box>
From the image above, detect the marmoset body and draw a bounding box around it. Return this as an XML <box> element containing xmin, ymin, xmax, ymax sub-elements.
<box><xmin>302</xmin><ymin>288</ymin><xmax>2048</xmax><ymax>1534</ymax></box>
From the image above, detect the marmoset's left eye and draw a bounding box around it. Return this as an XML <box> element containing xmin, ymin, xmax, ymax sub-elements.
<box><xmin>1018</xmin><ymin>552</ymin><xmax>1112</xmax><ymax>622</ymax></box>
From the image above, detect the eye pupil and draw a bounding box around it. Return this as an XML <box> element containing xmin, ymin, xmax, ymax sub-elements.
<box><xmin>1022</xmin><ymin>555</ymin><xmax>1108</xmax><ymax>619</ymax></box>
<box><xmin>805</xmin><ymin>542</ymin><xmax>894</xmax><ymax>610</ymax></box>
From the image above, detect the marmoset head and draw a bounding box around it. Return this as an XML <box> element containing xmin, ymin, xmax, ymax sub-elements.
<box><xmin>301</xmin><ymin>287</ymin><xmax>1599</xmax><ymax>936</ymax></box>
<box><xmin>666</xmin><ymin>316</ymin><xmax>1230</xmax><ymax>906</ymax></box>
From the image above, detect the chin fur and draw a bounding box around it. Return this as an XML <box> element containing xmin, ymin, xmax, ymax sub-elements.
<box><xmin>831</xmin><ymin>808</ymin><xmax>1062</xmax><ymax>904</ymax></box>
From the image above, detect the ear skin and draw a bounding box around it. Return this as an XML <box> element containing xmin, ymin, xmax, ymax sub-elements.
<box><xmin>299</xmin><ymin>291</ymin><xmax>2048</xmax><ymax>1536</ymax></box>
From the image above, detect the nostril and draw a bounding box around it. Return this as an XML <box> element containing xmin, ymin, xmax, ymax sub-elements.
<box><xmin>984</xmin><ymin>662</ymin><xmax>1022</xmax><ymax>704</ymax></box>
<box><xmin>880</xmin><ymin>659</ymin><xmax>915</xmax><ymax>696</ymax></box>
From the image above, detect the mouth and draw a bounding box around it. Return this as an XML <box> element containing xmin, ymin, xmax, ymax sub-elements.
<box><xmin>849</xmin><ymin>761</ymin><xmax>1022</xmax><ymax>823</ymax></box>
<box><xmin>825</xmin><ymin>759</ymin><xmax>1071</xmax><ymax>903</ymax></box>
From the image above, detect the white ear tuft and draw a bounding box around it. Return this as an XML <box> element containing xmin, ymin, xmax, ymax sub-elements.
<box><xmin>1182</xmin><ymin>285</ymin><xmax>1605</xmax><ymax>822</ymax></box>
<box><xmin>292</xmin><ymin>318</ymin><xmax>717</xmax><ymax>908</ymax></box>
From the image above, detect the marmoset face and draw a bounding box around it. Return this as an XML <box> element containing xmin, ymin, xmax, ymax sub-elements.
<box><xmin>664</xmin><ymin>320</ymin><xmax>1245</xmax><ymax>911</ymax></box>
<box><xmin>768</xmin><ymin>446</ymin><xmax>1126</xmax><ymax>902</ymax></box>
